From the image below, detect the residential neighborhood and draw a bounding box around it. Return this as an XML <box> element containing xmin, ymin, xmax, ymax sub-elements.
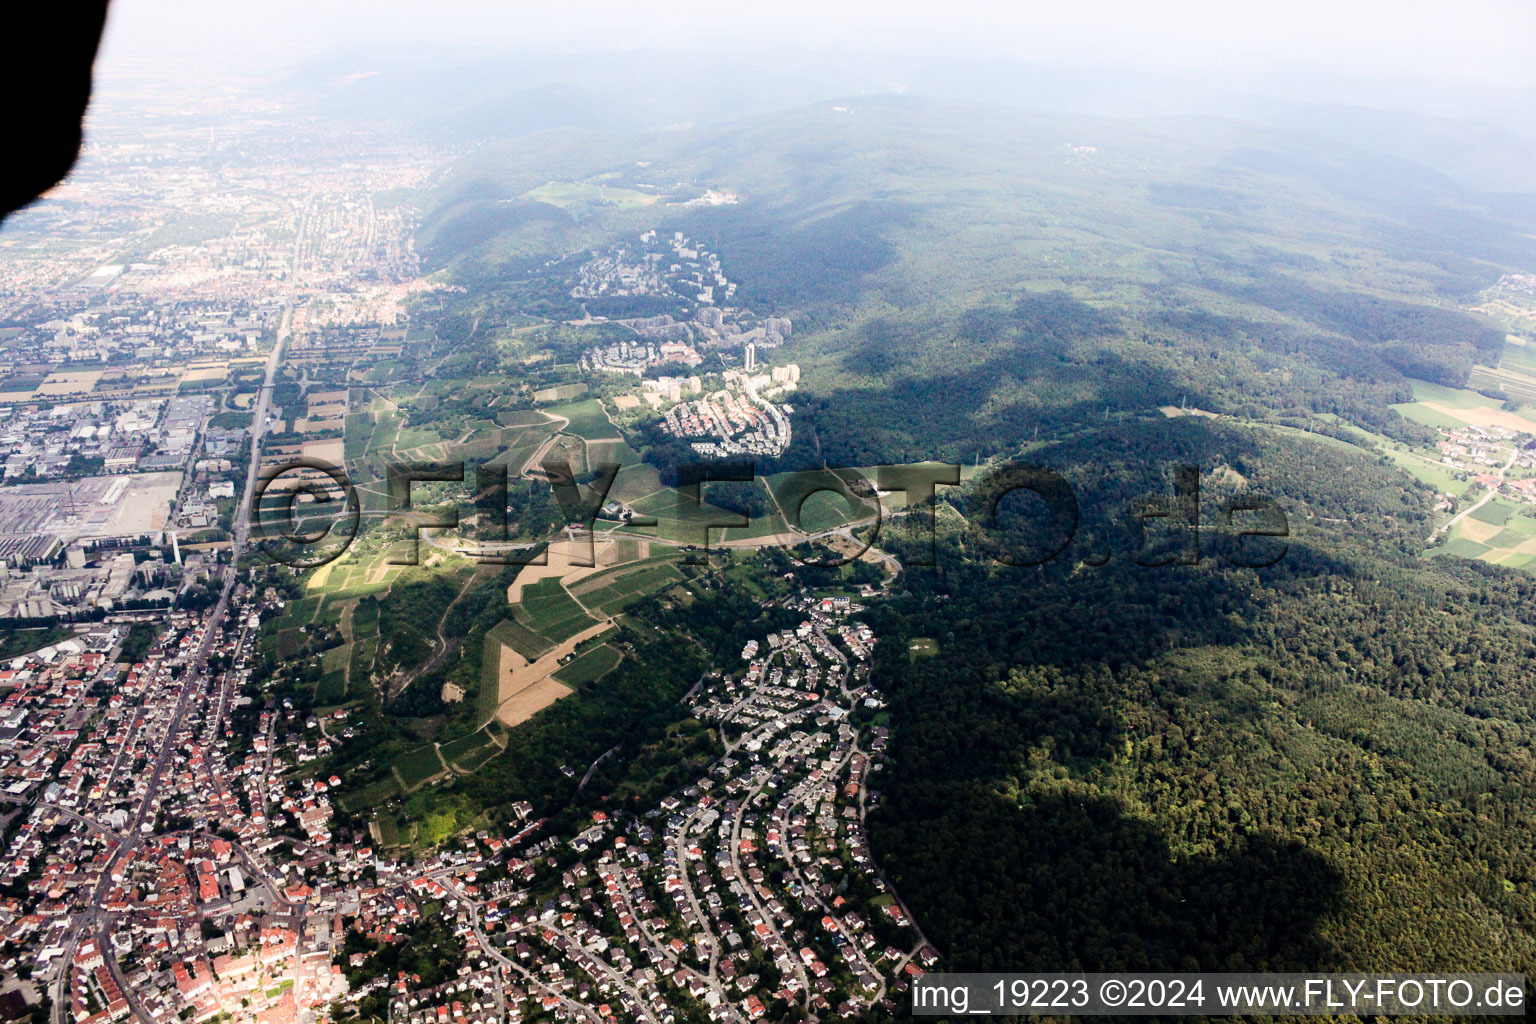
<box><xmin>0</xmin><ymin>581</ymin><xmax>935</xmax><ymax>1024</ymax></box>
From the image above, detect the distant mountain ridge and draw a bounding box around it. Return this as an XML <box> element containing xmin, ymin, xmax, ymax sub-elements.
<box><xmin>286</xmin><ymin>47</ymin><xmax>1536</xmax><ymax>193</ymax></box>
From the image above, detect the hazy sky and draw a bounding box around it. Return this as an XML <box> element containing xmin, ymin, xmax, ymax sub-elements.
<box><xmin>98</xmin><ymin>0</ymin><xmax>1536</xmax><ymax>89</ymax></box>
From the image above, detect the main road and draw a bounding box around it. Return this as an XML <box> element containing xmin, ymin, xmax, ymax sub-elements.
<box><xmin>238</xmin><ymin>201</ymin><xmax>308</xmax><ymax>552</ymax></box>
<box><xmin>47</xmin><ymin>202</ymin><xmax>308</xmax><ymax>1024</ymax></box>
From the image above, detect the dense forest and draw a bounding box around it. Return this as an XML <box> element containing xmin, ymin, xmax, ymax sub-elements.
<box><xmin>865</xmin><ymin>418</ymin><xmax>1536</xmax><ymax>973</ymax></box>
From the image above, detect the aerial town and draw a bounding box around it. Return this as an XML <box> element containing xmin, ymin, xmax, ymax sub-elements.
<box><xmin>10</xmin><ymin>2</ymin><xmax>1536</xmax><ymax>1020</ymax></box>
<box><xmin>577</xmin><ymin>232</ymin><xmax>793</xmax><ymax>377</ymax></box>
<box><xmin>638</xmin><ymin>368</ymin><xmax>799</xmax><ymax>459</ymax></box>
<box><xmin>0</xmin><ymin>68</ymin><xmax>945</xmax><ymax>1024</ymax></box>
<box><xmin>0</xmin><ymin>97</ymin><xmax>440</xmax><ymax>631</ymax></box>
<box><xmin>1430</xmin><ymin>421</ymin><xmax>1536</xmax><ymax>500</ymax></box>
<box><xmin>0</xmin><ymin>563</ymin><xmax>935</xmax><ymax>1024</ymax></box>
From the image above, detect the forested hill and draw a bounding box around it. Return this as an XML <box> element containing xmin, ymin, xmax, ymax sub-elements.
<box><xmin>413</xmin><ymin>96</ymin><xmax>1536</xmax><ymax>978</ymax></box>
<box><xmin>419</xmin><ymin>97</ymin><xmax>1531</xmax><ymax>464</ymax></box>
<box><xmin>867</xmin><ymin>417</ymin><xmax>1536</xmax><ymax>973</ymax></box>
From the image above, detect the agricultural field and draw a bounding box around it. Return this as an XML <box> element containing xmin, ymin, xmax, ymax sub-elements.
<box><xmin>1391</xmin><ymin>379</ymin><xmax>1536</xmax><ymax>435</ymax></box>
<box><xmin>1469</xmin><ymin>364</ymin><xmax>1536</xmax><ymax>405</ymax></box>
<box><xmin>315</xmin><ymin>669</ymin><xmax>347</xmax><ymax>704</ymax></box>
<box><xmin>37</xmin><ymin>369</ymin><xmax>103</xmax><ymax>396</ymax></box>
<box><xmin>517</xmin><ymin>577</ymin><xmax>598</xmax><ymax>643</ymax></box>
<box><xmin>393</xmin><ymin>744</ymin><xmax>448</xmax><ymax>792</ymax></box>
<box><xmin>567</xmin><ymin>557</ymin><xmax>686</xmax><ymax>617</ymax></box>
<box><xmin>765</xmin><ymin>468</ymin><xmax>880</xmax><ymax>532</ymax></box>
<box><xmin>495</xmin><ymin>677</ymin><xmax>575</xmax><ymax>728</ymax></box>
<box><xmin>532</xmin><ymin>382</ymin><xmax>588</xmax><ymax>403</ymax></box>
<box><xmin>604</xmin><ymin>454</ymin><xmax>665</xmax><ymax>506</ymax></box>
<box><xmin>1434</xmin><ymin>497</ymin><xmax>1536</xmax><ymax>569</ymax></box>
<box><xmin>438</xmin><ymin>729</ymin><xmax>503</xmax><ymax>772</ymax></box>
<box><xmin>1459</xmin><ymin>337</ymin><xmax>1536</xmax><ymax>404</ymax></box>
<box><xmin>622</xmin><ymin>489</ymin><xmax>788</xmax><ymax>545</ymax></box>
<box><xmin>459</xmin><ymin>541</ymin><xmax>690</xmax><ymax>735</ymax></box>
<box><xmin>547</xmin><ymin>398</ymin><xmax>621</xmax><ymax>440</ymax></box>
<box><xmin>553</xmin><ymin>643</ymin><xmax>623</xmax><ymax>687</ymax></box>
<box><xmin>484</xmin><ymin>616</ymin><xmax>553</xmax><ymax>662</ymax></box>
<box><xmin>1498</xmin><ymin>335</ymin><xmax>1536</xmax><ymax>369</ymax></box>
<box><xmin>179</xmin><ymin>364</ymin><xmax>231</xmax><ymax>384</ymax></box>
<box><xmin>1382</xmin><ymin>446</ymin><xmax>1474</xmax><ymax>496</ymax></box>
<box><xmin>483</xmin><ymin>617</ymin><xmax>605</xmax><ymax>729</ymax></box>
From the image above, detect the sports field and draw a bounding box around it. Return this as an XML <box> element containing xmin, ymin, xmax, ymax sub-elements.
<box><xmin>521</xmin><ymin>181</ymin><xmax>661</xmax><ymax>211</ymax></box>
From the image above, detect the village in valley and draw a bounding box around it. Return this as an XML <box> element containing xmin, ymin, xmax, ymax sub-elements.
<box><xmin>1384</xmin><ymin>377</ymin><xmax>1536</xmax><ymax>568</ymax></box>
